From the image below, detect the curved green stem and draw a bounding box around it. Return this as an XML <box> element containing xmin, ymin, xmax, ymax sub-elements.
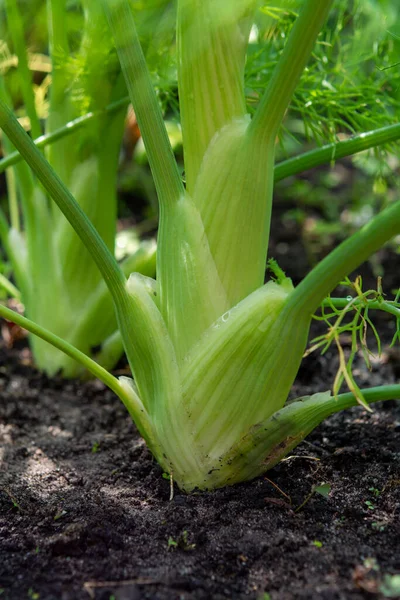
<box><xmin>325</xmin><ymin>297</ymin><xmax>400</xmax><ymax>320</ymax></box>
<box><xmin>290</xmin><ymin>198</ymin><xmax>400</xmax><ymax>316</ymax></box>
<box><xmin>0</xmin><ymin>97</ymin><xmax>130</xmax><ymax>175</ymax></box>
<box><xmin>0</xmin><ymin>302</ymin><xmax>151</xmax><ymax>432</ymax></box>
<box><xmin>103</xmin><ymin>0</ymin><xmax>184</xmax><ymax>208</ymax></box>
<box><xmin>0</xmin><ymin>303</ymin><xmax>120</xmax><ymax>394</ymax></box>
<box><xmin>274</xmin><ymin>123</ymin><xmax>400</xmax><ymax>182</ymax></box>
<box><xmin>182</xmin><ymin>385</ymin><xmax>400</xmax><ymax>491</ymax></box>
<box><xmin>334</xmin><ymin>385</ymin><xmax>400</xmax><ymax>408</ymax></box>
<box><xmin>0</xmin><ymin>274</ymin><xmax>20</xmax><ymax>299</ymax></box>
<box><xmin>2</xmin><ymin>111</ymin><xmax>399</xmax><ymax>195</ymax></box>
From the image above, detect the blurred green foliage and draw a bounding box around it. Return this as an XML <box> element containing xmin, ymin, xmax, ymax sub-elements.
<box><xmin>0</xmin><ymin>0</ymin><xmax>399</xmax><ymax>255</ymax></box>
<box><xmin>1</xmin><ymin>0</ymin><xmax>398</xmax><ymax>143</ymax></box>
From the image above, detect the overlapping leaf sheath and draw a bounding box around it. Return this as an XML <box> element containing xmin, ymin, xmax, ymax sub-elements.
<box><xmin>115</xmin><ymin>261</ymin><xmax>311</xmax><ymax>490</ymax></box>
<box><xmin>102</xmin><ymin>0</ymin><xmax>338</xmax><ymax>490</ymax></box>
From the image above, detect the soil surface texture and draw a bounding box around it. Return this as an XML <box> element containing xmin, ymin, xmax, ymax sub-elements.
<box><xmin>1</xmin><ymin>218</ymin><xmax>399</xmax><ymax>600</ymax></box>
<box><xmin>0</xmin><ymin>341</ymin><xmax>399</xmax><ymax>600</ymax></box>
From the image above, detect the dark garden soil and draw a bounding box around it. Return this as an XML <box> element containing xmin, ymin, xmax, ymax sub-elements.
<box><xmin>0</xmin><ymin>217</ymin><xmax>399</xmax><ymax>600</ymax></box>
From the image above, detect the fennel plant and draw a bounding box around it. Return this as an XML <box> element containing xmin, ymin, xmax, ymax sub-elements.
<box><xmin>0</xmin><ymin>0</ymin><xmax>156</xmax><ymax>376</ymax></box>
<box><xmin>0</xmin><ymin>0</ymin><xmax>399</xmax><ymax>491</ymax></box>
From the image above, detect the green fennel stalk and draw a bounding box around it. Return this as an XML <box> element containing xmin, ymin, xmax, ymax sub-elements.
<box><xmin>0</xmin><ymin>0</ymin><xmax>399</xmax><ymax>491</ymax></box>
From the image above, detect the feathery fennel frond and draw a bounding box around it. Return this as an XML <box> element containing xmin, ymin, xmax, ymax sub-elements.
<box><xmin>247</xmin><ymin>0</ymin><xmax>400</xmax><ymax>147</ymax></box>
